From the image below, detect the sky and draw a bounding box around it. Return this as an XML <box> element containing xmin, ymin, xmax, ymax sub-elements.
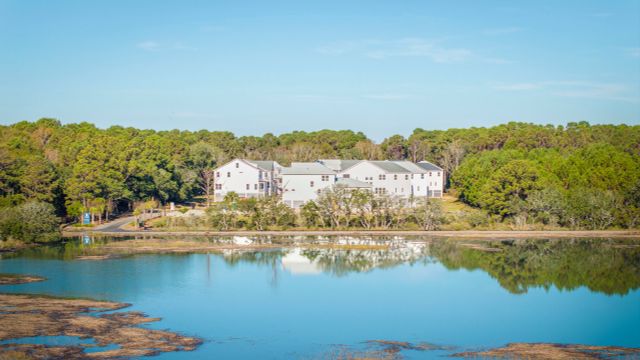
<box><xmin>1</xmin><ymin>0</ymin><xmax>639</xmax><ymax>140</ymax></box>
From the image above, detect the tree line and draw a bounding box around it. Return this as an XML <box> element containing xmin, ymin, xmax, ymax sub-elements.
<box><xmin>1</xmin><ymin>119</ymin><xmax>639</xmax><ymax>242</ymax></box>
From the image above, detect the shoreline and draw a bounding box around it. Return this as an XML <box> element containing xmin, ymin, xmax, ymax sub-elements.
<box><xmin>63</xmin><ymin>229</ymin><xmax>640</xmax><ymax>238</ymax></box>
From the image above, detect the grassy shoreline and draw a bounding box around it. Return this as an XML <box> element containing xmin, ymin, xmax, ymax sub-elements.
<box><xmin>63</xmin><ymin>229</ymin><xmax>640</xmax><ymax>238</ymax></box>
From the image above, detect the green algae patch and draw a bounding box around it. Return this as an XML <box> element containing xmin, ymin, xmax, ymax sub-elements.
<box><xmin>0</xmin><ymin>293</ymin><xmax>202</xmax><ymax>359</ymax></box>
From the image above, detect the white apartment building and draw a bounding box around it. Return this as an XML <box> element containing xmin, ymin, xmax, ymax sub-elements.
<box><xmin>416</xmin><ymin>161</ymin><xmax>444</xmax><ymax>197</ymax></box>
<box><xmin>213</xmin><ymin>159</ymin><xmax>282</xmax><ymax>201</ymax></box>
<box><xmin>338</xmin><ymin>160</ymin><xmax>413</xmax><ymax>197</ymax></box>
<box><xmin>281</xmin><ymin>162</ymin><xmax>337</xmax><ymax>208</ymax></box>
<box><xmin>213</xmin><ymin>158</ymin><xmax>444</xmax><ymax>207</ymax></box>
<box><xmin>394</xmin><ymin>160</ymin><xmax>445</xmax><ymax>198</ymax></box>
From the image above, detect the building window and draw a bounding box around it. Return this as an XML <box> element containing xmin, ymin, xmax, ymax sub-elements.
<box><xmin>254</xmin><ymin>184</ymin><xmax>258</xmax><ymax>190</ymax></box>
<box><xmin>394</xmin><ymin>174</ymin><xmax>398</xmax><ymax>180</ymax></box>
<box><xmin>378</xmin><ymin>174</ymin><xmax>386</xmax><ymax>180</ymax></box>
<box><xmin>246</xmin><ymin>184</ymin><xmax>250</xmax><ymax>190</ymax></box>
<box><xmin>260</xmin><ymin>183</ymin><xmax>264</xmax><ymax>190</ymax></box>
<box><xmin>321</xmin><ymin>175</ymin><xmax>329</xmax><ymax>181</ymax></box>
<box><xmin>343</xmin><ymin>174</ymin><xmax>350</xmax><ymax>178</ymax></box>
<box><xmin>216</xmin><ymin>172</ymin><xmax>220</xmax><ymax>178</ymax></box>
<box><xmin>437</xmin><ymin>172</ymin><xmax>441</xmax><ymax>176</ymax></box>
<box><xmin>215</xmin><ymin>184</ymin><xmax>222</xmax><ymax>190</ymax></box>
<box><xmin>405</xmin><ymin>174</ymin><xmax>409</xmax><ymax>180</ymax></box>
<box><xmin>374</xmin><ymin>188</ymin><xmax>386</xmax><ymax>195</ymax></box>
<box><xmin>421</xmin><ymin>174</ymin><xmax>424</xmax><ymax>179</ymax></box>
<box><xmin>310</xmin><ymin>181</ymin><xmax>314</xmax><ymax>187</ymax></box>
<box><xmin>227</xmin><ymin>172</ymin><xmax>231</xmax><ymax>177</ymax></box>
<box><xmin>429</xmin><ymin>172</ymin><xmax>432</xmax><ymax>177</ymax></box>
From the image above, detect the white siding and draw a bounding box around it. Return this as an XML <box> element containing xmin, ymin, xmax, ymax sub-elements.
<box><xmin>410</xmin><ymin>171</ymin><xmax>444</xmax><ymax>198</ymax></box>
<box><xmin>281</xmin><ymin>174</ymin><xmax>336</xmax><ymax>208</ymax></box>
<box><xmin>214</xmin><ymin>160</ymin><xmax>270</xmax><ymax>200</ymax></box>
<box><xmin>340</xmin><ymin>162</ymin><xmax>411</xmax><ymax>198</ymax></box>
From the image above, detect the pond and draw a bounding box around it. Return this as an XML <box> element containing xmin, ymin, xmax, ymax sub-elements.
<box><xmin>1</xmin><ymin>236</ymin><xmax>639</xmax><ymax>359</ymax></box>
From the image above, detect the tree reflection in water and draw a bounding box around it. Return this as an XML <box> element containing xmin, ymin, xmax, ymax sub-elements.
<box><xmin>11</xmin><ymin>235</ymin><xmax>640</xmax><ymax>295</ymax></box>
<box><xmin>217</xmin><ymin>237</ymin><xmax>640</xmax><ymax>295</ymax></box>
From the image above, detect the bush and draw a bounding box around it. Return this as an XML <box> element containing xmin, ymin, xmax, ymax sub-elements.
<box><xmin>0</xmin><ymin>201</ymin><xmax>60</xmax><ymax>243</ymax></box>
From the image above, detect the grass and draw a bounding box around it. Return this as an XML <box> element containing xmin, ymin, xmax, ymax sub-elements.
<box><xmin>441</xmin><ymin>194</ymin><xmax>477</xmax><ymax>214</ymax></box>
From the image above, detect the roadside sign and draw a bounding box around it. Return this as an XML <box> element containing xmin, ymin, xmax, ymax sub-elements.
<box><xmin>83</xmin><ymin>212</ymin><xmax>91</xmax><ymax>225</ymax></box>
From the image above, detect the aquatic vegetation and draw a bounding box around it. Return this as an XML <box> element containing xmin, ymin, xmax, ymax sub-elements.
<box><xmin>451</xmin><ymin>342</ymin><xmax>640</xmax><ymax>359</ymax></box>
<box><xmin>0</xmin><ymin>274</ymin><xmax>45</xmax><ymax>285</ymax></box>
<box><xmin>0</xmin><ymin>294</ymin><xmax>201</xmax><ymax>359</ymax></box>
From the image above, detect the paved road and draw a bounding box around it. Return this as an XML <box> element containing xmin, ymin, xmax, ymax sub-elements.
<box><xmin>93</xmin><ymin>216</ymin><xmax>136</xmax><ymax>233</ymax></box>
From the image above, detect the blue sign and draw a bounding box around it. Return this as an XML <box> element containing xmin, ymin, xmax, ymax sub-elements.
<box><xmin>83</xmin><ymin>212</ymin><xmax>91</xmax><ymax>225</ymax></box>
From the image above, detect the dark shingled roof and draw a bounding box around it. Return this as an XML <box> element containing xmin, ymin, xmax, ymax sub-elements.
<box><xmin>416</xmin><ymin>161</ymin><xmax>443</xmax><ymax>171</ymax></box>
<box><xmin>368</xmin><ymin>161</ymin><xmax>411</xmax><ymax>173</ymax></box>
<box><xmin>248</xmin><ymin>160</ymin><xmax>278</xmax><ymax>171</ymax></box>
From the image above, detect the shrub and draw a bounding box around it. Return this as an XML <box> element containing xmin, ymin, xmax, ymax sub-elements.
<box><xmin>0</xmin><ymin>201</ymin><xmax>60</xmax><ymax>243</ymax></box>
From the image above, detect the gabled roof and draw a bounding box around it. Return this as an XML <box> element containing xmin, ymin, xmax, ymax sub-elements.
<box><xmin>214</xmin><ymin>158</ymin><xmax>278</xmax><ymax>172</ymax></box>
<box><xmin>248</xmin><ymin>160</ymin><xmax>279</xmax><ymax>171</ymax></box>
<box><xmin>392</xmin><ymin>161</ymin><xmax>428</xmax><ymax>173</ymax></box>
<box><xmin>317</xmin><ymin>159</ymin><xmax>363</xmax><ymax>172</ymax></box>
<box><xmin>335</xmin><ymin>178</ymin><xmax>372</xmax><ymax>188</ymax></box>
<box><xmin>282</xmin><ymin>162</ymin><xmax>336</xmax><ymax>175</ymax></box>
<box><xmin>417</xmin><ymin>161</ymin><xmax>443</xmax><ymax>171</ymax></box>
<box><xmin>368</xmin><ymin>161</ymin><xmax>411</xmax><ymax>173</ymax></box>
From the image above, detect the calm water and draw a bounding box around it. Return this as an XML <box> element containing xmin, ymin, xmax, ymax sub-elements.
<box><xmin>1</xmin><ymin>236</ymin><xmax>639</xmax><ymax>359</ymax></box>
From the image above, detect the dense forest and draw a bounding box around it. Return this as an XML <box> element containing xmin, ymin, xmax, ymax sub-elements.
<box><xmin>0</xmin><ymin>119</ymin><xmax>639</xmax><ymax>241</ymax></box>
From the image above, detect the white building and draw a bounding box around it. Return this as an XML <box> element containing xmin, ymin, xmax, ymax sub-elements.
<box><xmin>214</xmin><ymin>158</ymin><xmax>444</xmax><ymax>207</ymax></box>
<box><xmin>415</xmin><ymin>161</ymin><xmax>444</xmax><ymax>197</ymax></box>
<box><xmin>317</xmin><ymin>159</ymin><xmax>362</xmax><ymax>173</ymax></box>
<box><xmin>337</xmin><ymin>160</ymin><xmax>413</xmax><ymax>197</ymax></box>
<box><xmin>281</xmin><ymin>162</ymin><xmax>337</xmax><ymax>208</ymax></box>
<box><xmin>394</xmin><ymin>160</ymin><xmax>444</xmax><ymax>198</ymax></box>
<box><xmin>213</xmin><ymin>159</ymin><xmax>282</xmax><ymax>201</ymax></box>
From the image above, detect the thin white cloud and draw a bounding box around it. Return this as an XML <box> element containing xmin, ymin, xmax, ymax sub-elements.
<box><xmin>361</xmin><ymin>94</ymin><xmax>410</xmax><ymax>100</ymax></box>
<box><xmin>493</xmin><ymin>81</ymin><xmax>639</xmax><ymax>102</ymax></box>
<box><xmin>493</xmin><ymin>83</ymin><xmax>541</xmax><ymax>91</ymax></box>
<box><xmin>483</xmin><ymin>27</ymin><xmax>522</xmax><ymax>35</ymax></box>
<box><xmin>316</xmin><ymin>38</ymin><xmax>510</xmax><ymax>64</ymax></box>
<box><xmin>136</xmin><ymin>41</ymin><xmax>196</xmax><ymax>52</ymax></box>
<box><xmin>628</xmin><ymin>47</ymin><xmax>640</xmax><ymax>58</ymax></box>
<box><xmin>137</xmin><ymin>41</ymin><xmax>160</xmax><ymax>51</ymax></box>
<box><xmin>365</xmin><ymin>38</ymin><xmax>472</xmax><ymax>63</ymax></box>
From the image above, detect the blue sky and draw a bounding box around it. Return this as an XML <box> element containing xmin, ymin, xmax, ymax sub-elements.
<box><xmin>1</xmin><ymin>0</ymin><xmax>639</xmax><ymax>140</ymax></box>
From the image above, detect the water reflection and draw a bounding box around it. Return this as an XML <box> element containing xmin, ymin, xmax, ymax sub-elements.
<box><xmin>430</xmin><ymin>238</ymin><xmax>640</xmax><ymax>295</ymax></box>
<box><xmin>5</xmin><ymin>236</ymin><xmax>640</xmax><ymax>295</ymax></box>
